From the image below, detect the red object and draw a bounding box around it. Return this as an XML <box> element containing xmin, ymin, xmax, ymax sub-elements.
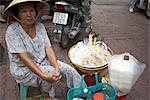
<box><xmin>116</xmin><ymin>94</ymin><xmax>128</xmax><ymax>100</ymax></box>
<box><xmin>93</xmin><ymin>93</ymin><xmax>104</xmax><ymax>100</ymax></box>
<box><xmin>84</xmin><ymin>73</ymin><xmax>102</xmax><ymax>86</ymax></box>
<box><xmin>84</xmin><ymin>75</ymin><xmax>96</xmax><ymax>86</ymax></box>
<box><xmin>76</xmin><ymin>69</ymin><xmax>102</xmax><ymax>86</ymax></box>
<box><xmin>56</xmin><ymin>4</ymin><xmax>65</xmax><ymax>11</ymax></box>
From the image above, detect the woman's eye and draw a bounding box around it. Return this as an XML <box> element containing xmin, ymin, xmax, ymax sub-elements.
<box><xmin>30</xmin><ymin>9</ymin><xmax>35</xmax><ymax>12</ymax></box>
<box><xmin>21</xmin><ymin>10</ymin><xmax>27</xmax><ymax>13</ymax></box>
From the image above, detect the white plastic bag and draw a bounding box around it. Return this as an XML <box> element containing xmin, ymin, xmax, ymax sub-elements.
<box><xmin>107</xmin><ymin>53</ymin><xmax>146</xmax><ymax>96</ymax></box>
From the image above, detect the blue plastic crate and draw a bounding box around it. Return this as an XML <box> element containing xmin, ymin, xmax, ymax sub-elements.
<box><xmin>67</xmin><ymin>73</ymin><xmax>116</xmax><ymax>100</ymax></box>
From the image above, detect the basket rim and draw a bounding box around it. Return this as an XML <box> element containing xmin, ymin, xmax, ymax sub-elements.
<box><xmin>68</xmin><ymin>43</ymin><xmax>113</xmax><ymax>70</ymax></box>
<box><xmin>73</xmin><ymin>63</ymin><xmax>108</xmax><ymax>70</ymax></box>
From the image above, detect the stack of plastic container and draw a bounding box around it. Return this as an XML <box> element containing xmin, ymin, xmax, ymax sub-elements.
<box><xmin>107</xmin><ymin>53</ymin><xmax>146</xmax><ymax>96</ymax></box>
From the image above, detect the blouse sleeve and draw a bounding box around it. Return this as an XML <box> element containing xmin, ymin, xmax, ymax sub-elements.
<box><xmin>40</xmin><ymin>23</ymin><xmax>52</xmax><ymax>48</ymax></box>
<box><xmin>5</xmin><ymin>25</ymin><xmax>27</xmax><ymax>53</ymax></box>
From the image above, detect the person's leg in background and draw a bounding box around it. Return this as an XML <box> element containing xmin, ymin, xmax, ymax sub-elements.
<box><xmin>129</xmin><ymin>0</ymin><xmax>138</xmax><ymax>13</ymax></box>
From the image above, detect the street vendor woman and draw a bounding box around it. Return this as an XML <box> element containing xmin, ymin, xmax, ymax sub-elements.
<box><xmin>2</xmin><ymin>0</ymin><xmax>82</xmax><ymax>99</ymax></box>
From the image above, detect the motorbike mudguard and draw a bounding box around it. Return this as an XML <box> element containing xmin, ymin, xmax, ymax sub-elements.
<box><xmin>61</xmin><ymin>0</ymin><xmax>81</xmax><ymax>6</ymax></box>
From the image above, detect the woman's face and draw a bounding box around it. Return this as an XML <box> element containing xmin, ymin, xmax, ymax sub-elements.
<box><xmin>18</xmin><ymin>3</ymin><xmax>37</xmax><ymax>26</ymax></box>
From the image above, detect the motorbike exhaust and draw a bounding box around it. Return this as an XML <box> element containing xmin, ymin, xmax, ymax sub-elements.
<box><xmin>68</xmin><ymin>29</ymin><xmax>79</xmax><ymax>39</ymax></box>
<box><xmin>68</xmin><ymin>22</ymin><xmax>81</xmax><ymax>39</ymax></box>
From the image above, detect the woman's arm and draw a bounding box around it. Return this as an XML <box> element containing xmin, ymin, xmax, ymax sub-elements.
<box><xmin>45</xmin><ymin>47</ymin><xmax>60</xmax><ymax>69</ymax></box>
<box><xmin>45</xmin><ymin>47</ymin><xmax>62</xmax><ymax>82</ymax></box>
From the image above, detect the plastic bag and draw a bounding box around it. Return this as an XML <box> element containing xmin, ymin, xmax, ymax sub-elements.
<box><xmin>107</xmin><ymin>53</ymin><xmax>146</xmax><ymax>96</ymax></box>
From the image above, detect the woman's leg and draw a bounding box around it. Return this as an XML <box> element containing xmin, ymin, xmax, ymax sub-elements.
<box><xmin>129</xmin><ymin>0</ymin><xmax>138</xmax><ymax>12</ymax></box>
<box><xmin>57</xmin><ymin>60</ymin><xmax>82</xmax><ymax>88</ymax></box>
<box><xmin>130</xmin><ymin>0</ymin><xmax>138</xmax><ymax>8</ymax></box>
<box><xmin>19</xmin><ymin>65</ymin><xmax>56</xmax><ymax>98</ymax></box>
<box><xmin>19</xmin><ymin>62</ymin><xmax>83</xmax><ymax>98</ymax></box>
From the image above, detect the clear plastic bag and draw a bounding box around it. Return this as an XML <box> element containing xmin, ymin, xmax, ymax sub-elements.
<box><xmin>107</xmin><ymin>53</ymin><xmax>146</xmax><ymax>96</ymax></box>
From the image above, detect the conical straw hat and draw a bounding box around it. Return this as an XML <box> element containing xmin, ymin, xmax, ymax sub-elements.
<box><xmin>2</xmin><ymin>0</ymin><xmax>50</xmax><ymax>22</ymax></box>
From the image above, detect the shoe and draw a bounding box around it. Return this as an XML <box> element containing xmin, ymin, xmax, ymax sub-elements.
<box><xmin>129</xmin><ymin>7</ymin><xmax>134</xmax><ymax>13</ymax></box>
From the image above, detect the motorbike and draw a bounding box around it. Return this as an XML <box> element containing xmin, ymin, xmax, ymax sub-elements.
<box><xmin>0</xmin><ymin>0</ymin><xmax>12</xmax><ymax>8</ymax></box>
<box><xmin>0</xmin><ymin>0</ymin><xmax>12</xmax><ymax>22</ymax></box>
<box><xmin>136</xmin><ymin>0</ymin><xmax>150</xmax><ymax>19</ymax></box>
<box><xmin>49</xmin><ymin>0</ymin><xmax>84</xmax><ymax>49</ymax></box>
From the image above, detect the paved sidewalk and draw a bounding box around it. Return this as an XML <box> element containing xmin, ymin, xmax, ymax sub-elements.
<box><xmin>91</xmin><ymin>1</ymin><xmax>149</xmax><ymax>100</ymax></box>
<box><xmin>0</xmin><ymin>0</ymin><xmax>149</xmax><ymax>100</ymax></box>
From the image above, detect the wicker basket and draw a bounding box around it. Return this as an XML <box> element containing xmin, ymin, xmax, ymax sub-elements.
<box><xmin>68</xmin><ymin>44</ymin><xmax>113</xmax><ymax>74</ymax></box>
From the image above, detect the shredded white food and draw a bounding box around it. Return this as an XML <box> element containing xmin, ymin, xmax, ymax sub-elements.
<box><xmin>69</xmin><ymin>41</ymin><xmax>111</xmax><ymax>68</ymax></box>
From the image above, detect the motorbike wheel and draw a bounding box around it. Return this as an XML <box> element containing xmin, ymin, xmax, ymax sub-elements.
<box><xmin>60</xmin><ymin>35</ymin><xmax>70</xmax><ymax>49</ymax></box>
<box><xmin>60</xmin><ymin>26</ymin><xmax>70</xmax><ymax>49</ymax></box>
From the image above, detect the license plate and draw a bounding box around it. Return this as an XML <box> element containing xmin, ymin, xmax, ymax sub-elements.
<box><xmin>52</xmin><ymin>12</ymin><xmax>68</xmax><ymax>25</ymax></box>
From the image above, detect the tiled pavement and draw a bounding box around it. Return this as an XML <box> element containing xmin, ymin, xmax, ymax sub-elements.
<box><xmin>0</xmin><ymin>0</ymin><xmax>149</xmax><ymax>100</ymax></box>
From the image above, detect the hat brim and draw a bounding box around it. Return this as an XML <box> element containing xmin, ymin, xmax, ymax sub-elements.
<box><xmin>2</xmin><ymin>0</ymin><xmax>50</xmax><ymax>22</ymax></box>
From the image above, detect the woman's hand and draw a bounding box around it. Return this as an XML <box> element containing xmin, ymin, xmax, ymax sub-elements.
<box><xmin>41</xmin><ymin>73</ymin><xmax>61</xmax><ymax>83</ymax></box>
<box><xmin>55</xmin><ymin>67</ymin><xmax>60</xmax><ymax>76</ymax></box>
<box><xmin>54</xmin><ymin>67</ymin><xmax>62</xmax><ymax>82</ymax></box>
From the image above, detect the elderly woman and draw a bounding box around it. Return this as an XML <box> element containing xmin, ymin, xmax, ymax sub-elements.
<box><xmin>2</xmin><ymin>0</ymin><xmax>82</xmax><ymax>99</ymax></box>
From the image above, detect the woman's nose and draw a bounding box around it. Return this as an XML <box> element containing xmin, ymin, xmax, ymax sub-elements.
<box><xmin>27</xmin><ymin>11</ymin><xmax>32</xmax><ymax>16</ymax></box>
